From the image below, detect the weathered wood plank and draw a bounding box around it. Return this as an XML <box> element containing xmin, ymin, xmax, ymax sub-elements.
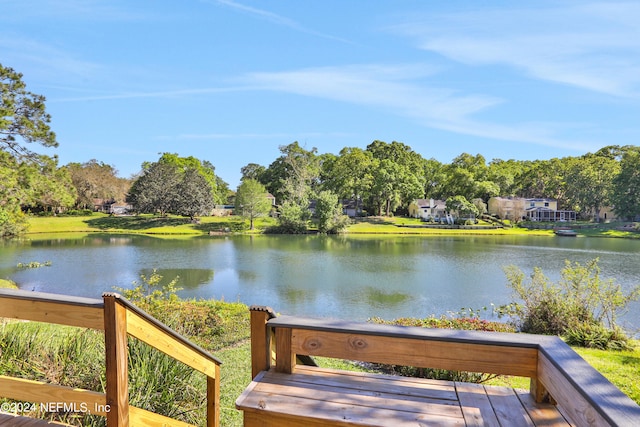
<box><xmin>0</xmin><ymin>298</ymin><xmax>104</xmax><ymax>330</ymax></box>
<box><xmin>0</xmin><ymin>412</ymin><xmax>72</xmax><ymax>426</ymax></box>
<box><xmin>125</xmin><ymin>308</ymin><xmax>219</xmax><ymax>377</ymax></box>
<box><xmin>236</xmin><ymin>369</ymin><xmax>468</xmax><ymax>426</ymax></box>
<box><xmin>239</xmin><ymin>388</ymin><xmax>465</xmax><ymax>426</ymax></box>
<box><xmin>456</xmin><ymin>382</ymin><xmax>501</xmax><ymax>427</ymax></box>
<box><xmin>128</xmin><ymin>405</ymin><xmax>196</xmax><ymax>427</ymax></box>
<box><xmin>291</xmin><ymin>328</ymin><xmax>538</xmax><ymax>377</ymax></box>
<box><xmin>516</xmin><ymin>390</ymin><xmax>570</xmax><ymax>426</ymax></box>
<box><xmin>485</xmin><ymin>385</ymin><xmax>535</xmax><ymax>427</ymax></box>
<box><xmin>288</xmin><ymin>366</ymin><xmax>458</xmax><ymax>401</ymax></box>
<box><xmin>275</xmin><ymin>327</ymin><xmax>295</xmax><ymax>374</ymax></box>
<box><xmin>254</xmin><ymin>368</ymin><xmax>461</xmax><ymax>417</ymax></box>
<box><xmin>206</xmin><ymin>366</ymin><xmax>221</xmax><ymax>427</ymax></box>
<box><xmin>0</xmin><ymin>376</ymin><xmax>108</xmax><ymax>416</ymax></box>
<box><xmin>250</xmin><ymin>307</ymin><xmax>273</xmax><ymax>378</ymax></box>
<box><xmin>104</xmin><ymin>294</ymin><xmax>129</xmax><ymax>427</ymax></box>
<box><xmin>538</xmin><ymin>338</ymin><xmax>640</xmax><ymax>426</ymax></box>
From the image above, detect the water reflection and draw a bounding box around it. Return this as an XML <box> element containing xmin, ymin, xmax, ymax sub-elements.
<box><xmin>1</xmin><ymin>234</ymin><xmax>638</xmax><ymax>333</ymax></box>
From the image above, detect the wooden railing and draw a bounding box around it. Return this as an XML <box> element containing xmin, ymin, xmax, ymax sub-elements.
<box><xmin>0</xmin><ymin>288</ymin><xmax>222</xmax><ymax>427</ymax></box>
<box><xmin>249</xmin><ymin>306</ymin><xmax>640</xmax><ymax>427</ymax></box>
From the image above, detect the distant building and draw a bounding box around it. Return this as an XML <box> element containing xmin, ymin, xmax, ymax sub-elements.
<box><xmin>409</xmin><ymin>199</ymin><xmax>449</xmax><ymax>222</ymax></box>
<box><xmin>488</xmin><ymin>197</ymin><xmax>576</xmax><ymax>222</ymax></box>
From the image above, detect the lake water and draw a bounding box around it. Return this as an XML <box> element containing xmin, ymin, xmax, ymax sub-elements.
<box><xmin>1</xmin><ymin>234</ymin><xmax>639</xmax><ymax>332</ymax></box>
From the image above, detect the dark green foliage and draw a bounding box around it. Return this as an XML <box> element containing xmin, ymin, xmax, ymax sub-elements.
<box><xmin>612</xmin><ymin>147</ymin><xmax>640</xmax><ymax>220</ymax></box>
<box><xmin>235</xmin><ymin>179</ymin><xmax>272</xmax><ymax>230</ymax></box>
<box><xmin>127</xmin><ymin>154</ymin><xmax>217</xmax><ymax>218</ymax></box>
<box><xmin>1</xmin><ymin>64</ymin><xmax>57</xmax><ymax>157</ymax></box>
<box><xmin>276</xmin><ymin>200</ymin><xmax>310</xmax><ymax>233</ymax></box>
<box><xmin>314</xmin><ymin>190</ymin><xmax>350</xmax><ymax>233</ymax></box>
<box><xmin>565</xmin><ymin>322</ymin><xmax>634</xmax><ymax>351</ymax></box>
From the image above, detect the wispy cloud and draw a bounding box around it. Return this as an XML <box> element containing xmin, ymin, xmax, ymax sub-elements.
<box><xmin>388</xmin><ymin>2</ymin><xmax>640</xmax><ymax>97</ymax></box>
<box><xmin>238</xmin><ymin>63</ymin><xmax>598</xmax><ymax>152</ymax></box>
<box><xmin>242</xmin><ymin>64</ymin><xmax>497</xmax><ymax>120</ymax></box>
<box><xmin>0</xmin><ymin>36</ymin><xmax>102</xmax><ymax>82</ymax></box>
<box><xmin>205</xmin><ymin>0</ymin><xmax>353</xmax><ymax>44</ymax></box>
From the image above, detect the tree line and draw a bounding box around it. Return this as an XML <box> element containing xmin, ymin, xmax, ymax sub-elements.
<box><xmin>2</xmin><ymin>62</ymin><xmax>640</xmax><ymax>237</ymax></box>
<box><xmin>242</xmin><ymin>141</ymin><xmax>640</xmax><ymax>227</ymax></box>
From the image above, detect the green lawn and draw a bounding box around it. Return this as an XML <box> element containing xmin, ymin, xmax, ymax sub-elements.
<box><xmin>25</xmin><ymin>214</ymin><xmax>640</xmax><ymax>239</ymax></box>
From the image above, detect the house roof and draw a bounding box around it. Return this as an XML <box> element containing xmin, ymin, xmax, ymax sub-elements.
<box><xmin>413</xmin><ymin>199</ymin><xmax>446</xmax><ymax>208</ymax></box>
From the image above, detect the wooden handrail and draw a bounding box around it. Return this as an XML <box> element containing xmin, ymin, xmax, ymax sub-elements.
<box><xmin>251</xmin><ymin>307</ymin><xmax>640</xmax><ymax>427</ymax></box>
<box><xmin>0</xmin><ymin>289</ymin><xmax>222</xmax><ymax>427</ymax></box>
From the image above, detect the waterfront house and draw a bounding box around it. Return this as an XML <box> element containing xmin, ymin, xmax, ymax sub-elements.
<box><xmin>409</xmin><ymin>198</ymin><xmax>449</xmax><ymax>222</ymax></box>
<box><xmin>488</xmin><ymin>197</ymin><xmax>576</xmax><ymax>222</ymax></box>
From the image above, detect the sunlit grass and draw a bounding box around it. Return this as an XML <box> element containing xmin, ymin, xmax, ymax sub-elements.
<box><xmin>0</xmin><ymin>279</ymin><xmax>18</xmax><ymax>289</ymax></box>
<box><xmin>574</xmin><ymin>343</ymin><xmax>640</xmax><ymax>403</ymax></box>
<box><xmin>25</xmin><ymin>214</ymin><xmax>639</xmax><ymax>239</ymax></box>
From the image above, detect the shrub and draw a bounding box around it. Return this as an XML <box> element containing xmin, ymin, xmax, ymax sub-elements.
<box><xmin>501</xmin><ymin>258</ymin><xmax>640</xmax><ymax>349</ymax></box>
<box><xmin>565</xmin><ymin>322</ymin><xmax>634</xmax><ymax>351</ymax></box>
<box><xmin>276</xmin><ymin>201</ymin><xmax>309</xmax><ymax>233</ymax></box>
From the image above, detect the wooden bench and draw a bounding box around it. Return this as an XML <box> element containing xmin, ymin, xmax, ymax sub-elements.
<box><xmin>236</xmin><ymin>306</ymin><xmax>640</xmax><ymax>426</ymax></box>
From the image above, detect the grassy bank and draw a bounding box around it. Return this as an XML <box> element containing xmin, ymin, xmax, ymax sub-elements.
<box><xmin>1</xmin><ymin>298</ymin><xmax>638</xmax><ymax>427</ymax></box>
<box><xmin>23</xmin><ymin>214</ymin><xmax>542</xmax><ymax>236</ymax></box>
<box><xmin>24</xmin><ymin>214</ymin><xmax>640</xmax><ymax>238</ymax></box>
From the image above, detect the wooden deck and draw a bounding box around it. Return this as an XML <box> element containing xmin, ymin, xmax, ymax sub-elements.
<box><xmin>0</xmin><ymin>412</ymin><xmax>71</xmax><ymax>426</ymax></box>
<box><xmin>236</xmin><ymin>306</ymin><xmax>640</xmax><ymax>427</ymax></box>
<box><xmin>237</xmin><ymin>366</ymin><xmax>569</xmax><ymax>427</ymax></box>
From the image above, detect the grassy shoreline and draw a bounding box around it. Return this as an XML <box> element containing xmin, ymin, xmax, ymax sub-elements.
<box><xmin>23</xmin><ymin>213</ymin><xmax>639</xmax><ymax>238</ymax></box>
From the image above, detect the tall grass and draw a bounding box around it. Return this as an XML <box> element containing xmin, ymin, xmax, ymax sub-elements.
<box><xmin>0</xmin><ymin>321</ymin><xmax>215</xmax><ymax>426</ymax></box>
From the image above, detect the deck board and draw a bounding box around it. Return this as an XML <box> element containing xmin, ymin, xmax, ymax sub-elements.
<box><xmin>0</xmin><ymin>413</ymin><xmax>72</xmax><ymax>426</ymax></box>
<box><xmin>237</xmin><ymin>366</ymin><xmax>571</xmax><ymax>427</ymax></box>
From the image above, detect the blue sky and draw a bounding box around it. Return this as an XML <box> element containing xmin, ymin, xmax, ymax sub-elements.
<box><xmin>2</xmin><ymin>0</ymin><xmax>639</xmax><ymax>188</ymax></box>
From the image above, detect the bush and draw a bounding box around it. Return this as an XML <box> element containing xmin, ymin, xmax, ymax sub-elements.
<box><xmin>275</xmin><ymin>201</ymin><xmax>309</xmax><ymax>233</ymax></box>
<box><xmin>565</xmin><ymin>322</ymin><xmax>634</xmax><ymax>351</ymax></box>
<box><xmin>501</xmin><ymin>259</ymin><xmax>640</xmax><ymax>349</ymax></box>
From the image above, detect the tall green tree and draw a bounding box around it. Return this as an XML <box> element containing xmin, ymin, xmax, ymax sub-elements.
<box><xmin>422</xmin><ymin>158</ymin><xmax>446</xmax><ymax>199</ymax></box>
<box><xmin>270</xmin><ymin>142</ymin><xmax>319</xmax><ymax>231</ymax></box>
<box><xmin>1</xmin><ymin>64</ymin><xmax>66</xmax><ymax>235</ymax></box>
<box><xmin>128</xmin><ymin>154</ymin><xmax>221</xmax><ymax>218</ymax></box>
<box><xmin>235</xmin><ymin>179</ymin><xmax>272</xmax><ymax>230</ymax></box>
<box><xmin>314</xmin><ymin>190</ymin><xmax>349</xmax><ymax>234</ymax></box>
<box><xmin>566</xmin><ymin>154</ymin><xmax>619</xmax><ymax>221</ymax></box>
<box><xmin>173</xmin><ymin>168</ymin><xmax>215</xmax><ymax>220</ymax></box>
<box><xmin>446</xmin><ymin>195</ymin><xmax>479</xmax><ymax>220</ymax></box>
<box><xmin>240</xmin><ymin>163</ymin><xmax>267</xmax><ymax>183</ymax></box>
<box><xmin>321</xmin><ymin>147</ymin><xmax>374</xmax><ymax>214</ymax></box>
<box><xmin>441</xmin><ymin>153</ymin><xmax>499</xmax><ymax>201</ymax></box>
<box><xmin>66</xmin><ymin>159</ymin><xmax>130</xmax><ymax>208</ymax></box>
<box><xmin>127</xmin><ymin>161</ymin><xmax>180</xmax><ymax>216</ymax></box>
<box><xmin>366</xmin><ymin>141</ymin><xmax>424</xmax><ymax>215</ymax></box>
<box><xmin>155</xmin><ymin>153</ymin><xmax>226</xmax><ymax>204</ymax></box>
<box><xmin>612</xmin><ymin>147</ymin><xmax>640</xmax><ymax>220</ymax></box>
<box><xmin>1</xmin><ymin>64</ymin><xmax>57</xmax><ymax>159</ymax></box>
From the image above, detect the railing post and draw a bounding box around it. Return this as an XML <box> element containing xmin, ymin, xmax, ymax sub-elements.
<box><xmin>206</xmin><ymin>365</ymin><xmax>221</xmax><ymax>427</ymax></box>
<box><xmin>249</xmin><ymin>306</ymin><xmax>276</xmax><ymax>379</ymax></box>
<box><xmin>275</xmin><ymin>327</ymin><xmax>296</xmax><ymax>374</ymax></box>
<box><xmin>103</xmin><ymin>294</ymin><xmax>129</xmax><ymax>427</ymax></box>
